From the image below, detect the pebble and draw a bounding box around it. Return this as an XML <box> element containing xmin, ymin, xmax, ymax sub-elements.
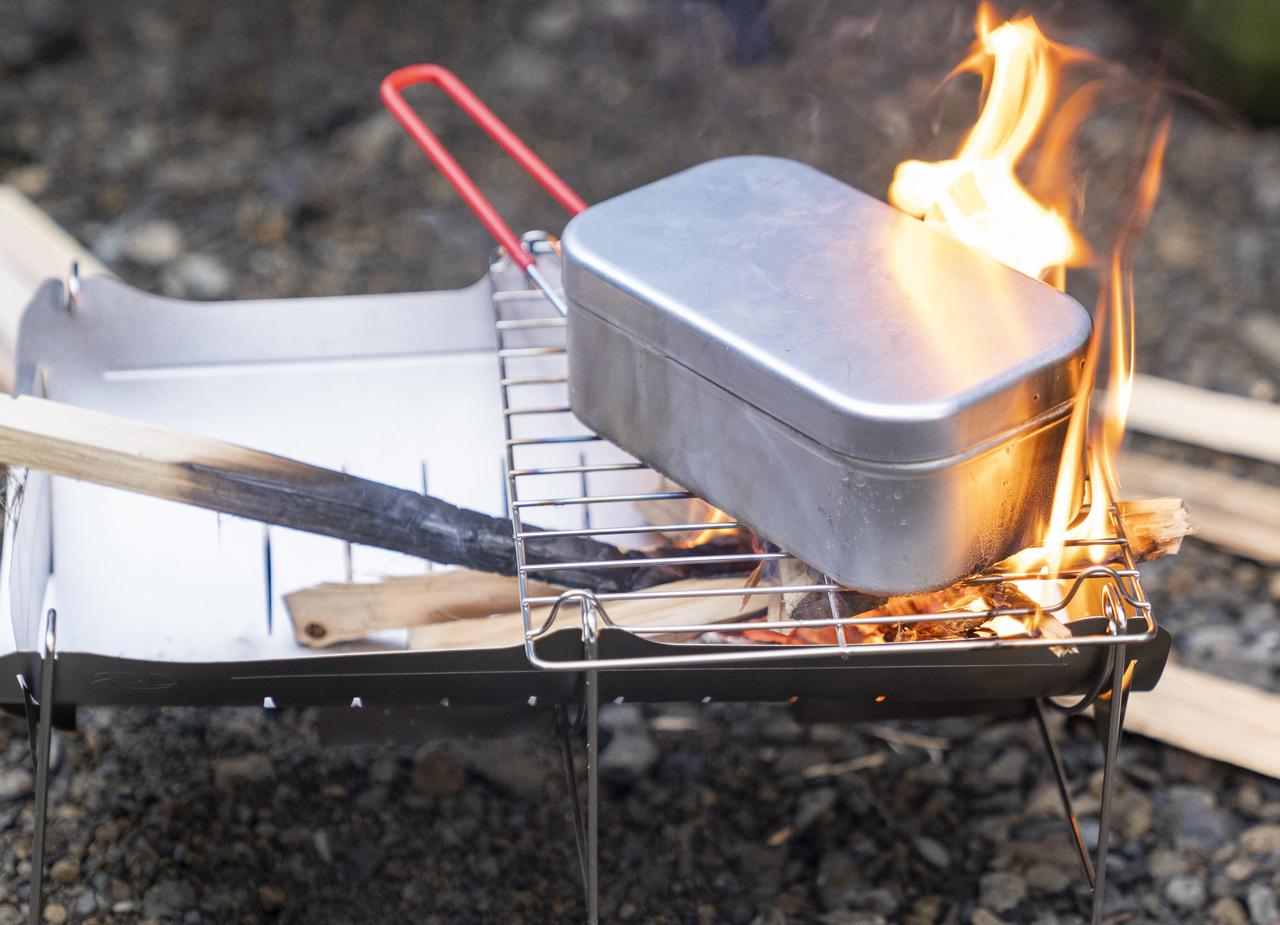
<box><xmin>979</xmin><ymin>872</ymin><xmax>1027</xmax><ymax>913</ymax></box>
<box><xmin>49</xmin><ymin>857</ymin><xmax>79</xmax><ymax>884</ymax></box>
<box><xmin>1165</xmin><ymin>785</ymin><xmax>1234</xmax><ymax>848</ymax></box>
<box><xmin>119</xmin><ymin>220</ymin><xmax>182</xmax><ymax>266</ymax></box>
<box><xmin>1249</xmin><ymin>885</ymin><xmax>1280</xmax><ymax>925</ymax></box>
<box><xmin>166</xmin><ymin>253</ymin><xmax>231</xmax><ymax>300</ymax></box>
<box><xmin>817</xmin><ymin>852</ymin><xmax>861</xmax><ymax>910</ymax></box>
<box><xmin>0</xmin><ymin>768</ymin><xmax>33</xmax><ymax>802</ymax></box>
<box><xmin>1024</xmin><ymin>862</ymin><xmax>1072</xmax><ymax>894</ymax></box>
<box><xmin>73</xmin><ymin>891</ymin><xmax>96</xmax><ymax>916</ymax></box>
<box><xmin>258</xmin><ymin>885</ymin><xmax>286</xmax><ymax>911</ymax></box>
<box><xmin>971</xmin><ymin>910</ymin><xmax>1009</xmax><ymax>925</ymax></box>
<box><xmin>600</xmin><ymin>728</ymin><xmax>659</xmax><ymax>779</ymax></box>
<box><xmin>1241</xmin><ymin>823</ymin><xmax>1280</xmax><ymax>855</ymax></box>
<box><xmin>985</xmin><ymin>749</ymin><xmax>1027</xmax><ymax>787</ymax></box>
<box><xmin>913</xmin><ymin>836</ymin><xmax>950</xmax><ymax>869</ymax></box>
<box><xmin>1209</xmin><ymin>897</ymin><xmax>1251</xmax><ymax>925</ymax></box>
<box><xmin>1165</xmin><ymin>875</ymin><xmax>1208</xmax><ymax>911</ymax></box>
<box><xmin>410</xmin><ymin>749</ymin><xmax>466</xmax><ymax>797</ymax></box>
<box><xmin>41</xmin><ymin>905</ymin><xmax>66</xmax><ymax>925</ymax></box>
<box><xmin>142</xmin><ymin>879</ymin><xmax>197</xmax><ymax>919</ymax></box>
<box><xmin>212</xmin><ymin>753</ymin><xmax>273</xmax><ymax>792</ymax></box>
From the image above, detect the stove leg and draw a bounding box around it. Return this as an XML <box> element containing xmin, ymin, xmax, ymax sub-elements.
<box><xmin>582</xmin><ymin>603</ymin><xmax>601</xmax><ymax>925</ymax></box>
<box><xmin>26</xmin><ymin>610</ymin><xmax>57</xmax><ymax>925</ymax></box>
<box><xmin>1032</xmin><ymin>698</ymin><xmax>1095</xmax><ymax>889</ymax></box>
<box><xmin>1091</xmin><ymin>644</ymin><xmax>1129</xmax><ymax>925</ymax></box>
<box><xmin>556</xmin><ymin>705</ymin><xmax>591</xmax><ymax>906</ymax></box>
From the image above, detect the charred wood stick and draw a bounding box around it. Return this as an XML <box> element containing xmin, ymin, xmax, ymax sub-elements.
<box><xmin>0</xmin><ymin>396</ymin><xmax>747</xmax><ymax>593</ymax></box>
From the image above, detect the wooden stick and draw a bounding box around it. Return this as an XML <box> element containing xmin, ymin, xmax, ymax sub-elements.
<box><xmin>1115</xmin><ymin>496</ymin><xmax>1193</xmax><ymax>561</ymax></box>
<box><xmin>1128</xmin><ymin>374</ymin><xmax>1280</xmax><ymax>465</ymax></box>
<box><xmin>406</xmin><ymin>576</ymin><xmax>763</xmax><ymax>651</ymax></box>
<box><xmin>1121</xmin><ymin>660</ymin><xmax>1280</xmax><ymax>780</ymax></box>
<box><xmin>1121</xmin><ymin>453</ymin><xmax>1279</xmax><ymax>564</ymax></box>
<box><xmin>285</xmin><ymin>569</ymin><xmax>560</xmax><ymax>648</ymax></box>
<box><xmin>0</xmin><ymin>395</ymin><xmax>721</xmax><ymax>593</ymax></box>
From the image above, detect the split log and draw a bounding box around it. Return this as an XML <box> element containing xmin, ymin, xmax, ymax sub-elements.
<box><xmin>0</xmin><ymin>395</ymin><xmax>748</xmax><ymax>594</ymax></box>
<box><xmin>1120</xmin><ymin>660</ymin><xmax>1280</xmax><ymax>780</ymax></box>
<box><xmin>1128</xmin><ymin>374</ymin><xmax>1280</xmax><ymax>465</ymax></box>
<box><xmin>1121</xmin><ymin>453</ymin><xmax>1279</xmax><ymax>564</ymax></box>
<box><xmin>406</xmin><ymin>577</ymin><xmax>765</xmax><ymax>651</ymax></box>
<box><xmin>286</xmin><ymin>569</ymin><xmax>561</xmax><ymax>648</ymax></box>
<box><xmin>1115</xmin><ymin>497</ymin><xmax>1193</xmax><ymax>561</ymax></box>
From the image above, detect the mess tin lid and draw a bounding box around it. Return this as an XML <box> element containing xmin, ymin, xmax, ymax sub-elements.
<box><xmin>561</xmin><ymin>156</ymin><xmax>1091</xmax><ymax>464</ymax></box>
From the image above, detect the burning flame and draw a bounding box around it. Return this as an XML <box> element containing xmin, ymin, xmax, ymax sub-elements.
<box><xmin>890</xmin><ymin>4</ymin><xmax>1169</xmax><ymax>586</ymax></box>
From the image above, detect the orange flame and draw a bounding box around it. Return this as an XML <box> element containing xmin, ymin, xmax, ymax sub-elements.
<box><xmin>890</xmin><ymin>4</ymin><xmax>1169</xmax><ymax>587</ymax></box>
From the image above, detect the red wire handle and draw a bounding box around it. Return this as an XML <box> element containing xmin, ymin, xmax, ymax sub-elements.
<box><xmin>380</xmin><ymin>64</ymin><xmax>587</xmax><ymax>272</ymax></box>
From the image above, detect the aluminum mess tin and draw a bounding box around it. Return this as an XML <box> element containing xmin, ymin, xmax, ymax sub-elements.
<box><xmin>561</xmin><ymin>156</ymin><xmax>1092</xmax><ymax>595</ymax></box>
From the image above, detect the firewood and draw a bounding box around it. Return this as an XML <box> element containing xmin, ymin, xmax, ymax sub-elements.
<box><xmin>0</xmin><ymin>395</ymin><xmax>749</xmax><ymax>594</ymax></box>
<box><xmin>1128</xmin><ymin>374</ymin><xmax>1280</xmax><ymax>465</ymax></box>
<box><xmin>1121</xmin><ymin>453</ymin><xmax>1278</xmax><ymax>564</ymax></box>
<box><xmin>405</xmin><ymin>577</ymin><xmax>765</xmax><ymax>651</ymax></box>
<box><xmin>1115</xmin><ymin>497</ymin><xmax>1193</xmax><ymax>561</ymax></box>
<box><xmin>1120</xmin><ymin>659</ymin><xmax>1280</xmax><ymax>780</ymax></box>
<box><xmin>285</xmin><ymin>569</ymin><xmax>561</xmax><ymax>648</ymax></box>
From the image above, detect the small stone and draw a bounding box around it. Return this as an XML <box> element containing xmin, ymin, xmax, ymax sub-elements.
<box><xmin>986</xmin><ymin>749</ymin><xmax>1027</xmax><ymax>788</ymax></box>
<box><xmin>120</xmin><ymin>220</ymin><xmax>182</xmax><ymax>266</ymax></box>
<box><xmin>1165</xmin><ymin>875</ymin><xmax>1207</xmax><ymax>911</ymax></box>
<box><xmin>73</xmin><ymin>891</ymin><xmax>96</xmax><ymax>916</ymax></box>
<box><xmin>1249</xmin><ymin>884</ymin><xmax>1280</xmax><ymax>925</ymax></box>
<box><xmin>0</xmin><ymin>768</ymin><xmax>33</xmax><ymax>802</ymax></box>
<box><xmin>817</xmin><ymin>852</ymin><xmax>861</xmax><ymax>910</ymax></box>
<box><xmin>1024</xmin><ymin>862</ymin><xmax>1072</xmax><ymax>894</ymax></box>
<box><xmin>1241</xmin><ymin>823</ymin><xmax>1280</xmax><ymax>855</ymax></box>
<box><xmin>1208</xmin><ymin>896</ymin><xmax>1250</xmax><ymax>925</ymax></box>
<box><xmin>1164</xmin><ymin>785</ymin><xmax>1234</xmax><ymax>849</ymax></box>
<box><xmin>213</xmin><ymin>753</ymin><xmax>273</xmax><ymax>792</ymax></box>
<box><xmin>979</xmin><ymin>872</ymin><xmax>1027</xmax><ymax>913</ymax></box>
<box><xmin>258</xmin><ymin>885</ymin><xmax>286</xmax><ymax>912</ymax></box>
<box><xmin>1269</xmin><ymin>571</ymin><xmax>1280</xmax><ymax>601</ymax></box>
<box><xmin>142</xmin><ymin>879</ymin><xmax>197</xmax><ymax>919</ymax></box>
<box><xmin>50</xmin><ymin>857</ymin><xmax>79</xmax><ymax>884</ymax></box>
<box><xmin>42</xmin><ymin>905</ymin><xmax>66</xmax><ymax>925</ymax></box>
<box><xmin>914</xmin><ymin>836</ymin><xmax>950</xmax><ymax>869</ymax></box>
<box><xmin>410</xmin><ymin>749</ymin><xmax>466</xmax><ymax>797</ymax></box>
<box><xmin>600</xmin><ymin>728</ymin><xmax>658</xmax><ymax>779</ymax></box>
<box><xmin>167</xmin><ymin>253</ymin><xmax>231</xmax><ymax>300</ymax></box>
<box><xmin>971</xmin><ymin>910</ymin><xmax>1009</xmax><ymax>925</ymax></box>
<box><xmin>73</xmin><ymin>890</ymin><xmax>96</xmax><ymax>921</ymax></box>
<box><xmin>794</xmin><ymin>788</ymin><xmax>837</xmax><ymax>834</ymax></box>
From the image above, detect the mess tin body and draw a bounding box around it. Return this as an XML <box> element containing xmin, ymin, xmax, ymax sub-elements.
<box><xmin>561</xmin><ymin>157</ymin><xmax>1091</xmax><ymax>594</ymax></box>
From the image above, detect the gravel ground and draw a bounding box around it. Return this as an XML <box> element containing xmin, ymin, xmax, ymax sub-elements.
<box><xmin>1</xmin><ymin>0</ymin><xmax>1279</xmax><ymax>922</ymax></box>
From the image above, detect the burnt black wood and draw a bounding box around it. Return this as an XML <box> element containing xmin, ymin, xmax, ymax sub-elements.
<box><xmin>186</xmin><ymin>460</ymin><xmax>741</xmax><ymax>593</ymax></box>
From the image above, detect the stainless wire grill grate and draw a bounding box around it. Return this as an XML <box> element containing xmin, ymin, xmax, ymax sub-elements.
<box><xmin>493</xmin><ymin>234</ymin><xmax>1157</xmax><ymax>671</ymax></box>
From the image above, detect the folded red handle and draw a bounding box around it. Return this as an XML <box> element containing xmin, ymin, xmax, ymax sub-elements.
<box><xmin>380</xmin><ymin>64</ymin><xmax>587</xmax><ymax>271</ymax></box>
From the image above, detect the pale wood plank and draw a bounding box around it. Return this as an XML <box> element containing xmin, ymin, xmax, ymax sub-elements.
<box><xmin>1125</xmin><ymin>660</ymin><xmax>1280</xmax><ymax>780</ymax></box>
<box><xmin>1129</xmin><ymin>374</ymin><xmax>1280</xmax><ymax>465</ymax></box>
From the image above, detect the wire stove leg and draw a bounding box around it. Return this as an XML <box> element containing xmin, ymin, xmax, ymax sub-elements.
<box><xmin>1032</xmin><ymin>698</ymin><xmax>1095</xmax><ymax>889</ymax></box>
<box><xmin>582</xmin><ymin>603</ymin><xmax>601</xmax><ymax>925</ymax></box>
<box><xmin>1032</xmin><ymin>639</ymin><xmax>1131</xmax><ymax>925</ymax></box>
<box><xmin>1091</xmin><ymin>643</ymin><xmax>1129</xmax><ymax>925</ymax></box>
<box><xmin>556</xmin><ymin>705</ymin><xmax>591</xmax><ymax>905</ymax></box>
<box><xmin>25</xmin><ymin>610</ymin><xmax>57</xmax><ymax>925</ymax></box>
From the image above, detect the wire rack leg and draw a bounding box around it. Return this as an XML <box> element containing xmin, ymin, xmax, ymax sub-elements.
<box><xmin>28</xmin><ymin>609</ymin><xmax>57</xmax><ymax>925</ymax></box>
<box><xmin>583</xmin><ymin>610</ymin><xmax>601</xmax><ymax>925</ymax></box>
<box><xmin>1032</xmin><ymin>699</ymin><xmax>1095</xmax><ymax>888</ymax></box>
<box><xmin>555</xmin><ymin>705</ymin><xmax>591</xmax><ymax>904</ymax></box>
<box><xmin>1091</xmin><ymin>644</ymin><xmax>1129</xmax><ymax>925</ymax></box>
